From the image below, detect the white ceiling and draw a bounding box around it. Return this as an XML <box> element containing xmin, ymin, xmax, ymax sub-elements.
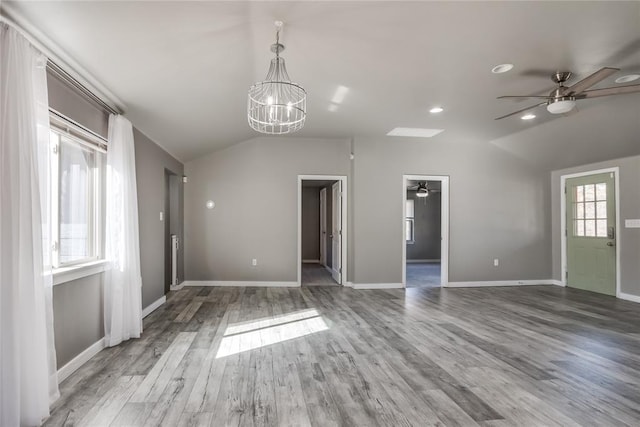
<box><xmin>4</xmin><ymin>1</ymin><xmax>640</xmax><ymax>162</ymax></box>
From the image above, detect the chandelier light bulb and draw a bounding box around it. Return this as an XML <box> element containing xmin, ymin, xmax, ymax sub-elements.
<box><xmin>247</xmin><ymin>21</ymin><xmax>307</xmax><ymax>134</ymax></box>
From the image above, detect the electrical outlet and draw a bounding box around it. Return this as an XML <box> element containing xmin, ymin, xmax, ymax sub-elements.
<box><xmin>252</xmin><ymin>259</ymin><xmax>258</xmax><ymax>266</ymax></box>
<box><xmin>493</xmin><ymin>258</ymin><xmax>499</xmax><ymax>267</ymax></box>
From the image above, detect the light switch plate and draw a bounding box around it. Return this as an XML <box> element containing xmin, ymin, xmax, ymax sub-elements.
<box><xmin>625</xmin><ymin>219</ymin><xmax>640</xmax><ymax>228</ymax></box>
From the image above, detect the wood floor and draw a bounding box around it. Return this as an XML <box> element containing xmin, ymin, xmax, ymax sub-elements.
<box><xmin>406</xmin><ymin>262</ymin><xmax>441</xmax><ymax>288</ymax></box>
<box><xmin>301</xmin><ymin>263</ymin><xmax>338</xmax><ymax>287</ymax></box>
<box><xmin>45</xmin><ymin>285</ymin><xmax>640</xmax><ymax>426</ymax></box>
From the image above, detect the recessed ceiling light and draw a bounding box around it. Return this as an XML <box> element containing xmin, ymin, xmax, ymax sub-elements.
<box><xmin>521</xmin><ymin>114</ymin><xmax>536</xmax><ymax>120</ymax></box>
<box><xmin>429</xmin><ymin>107</ymin><xmax>444</xmax><ymax>113</ymax></box>
<box><xmin>614</xmin><ymin>74</ymin><xmax>640</xmax><ymax>84</ymax></box>
<box><xmin>491</xmin><ymin>63</ymin><xmax>514</xmax><ymax>74</ymax></box>
<box><xmin>387</xmin><ymin>127</ymin><xmax>444</xmax><ymax>138</ymax></box>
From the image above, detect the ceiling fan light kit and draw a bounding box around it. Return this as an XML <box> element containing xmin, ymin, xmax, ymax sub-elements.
<box><xmin>546</xmin><ymin>98</ymin><xmax>576</xmax><ymax>114</ymax></box>
<box><xmin>495</xmin><ymin>67</ymin><xmax>640</xmax><ymax>120</ymax></box>
<box><xmin>248</xmin><ymin>21</ymin><xmax>306</xmax><ymax>135</ymax></box>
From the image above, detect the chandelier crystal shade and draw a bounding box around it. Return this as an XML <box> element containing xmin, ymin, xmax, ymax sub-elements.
<box><xmin>248</xmin><ymin>22</ymin><xmax>306</xmax><ymax>134</ymax></box>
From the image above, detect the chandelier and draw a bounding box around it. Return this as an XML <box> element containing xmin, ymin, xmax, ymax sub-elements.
<box><xmin>248</xmin><ymin>21</ymin><xmax>306</xmax><ymax>134</ymax></box>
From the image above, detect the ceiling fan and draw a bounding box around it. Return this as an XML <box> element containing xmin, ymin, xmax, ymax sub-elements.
<box><xmin>495</xmin><ymin>67</ymin><xmax>640</xmax><ymax>120</ymax></box>
<box><xmin>407</xmin><ymin>182</ymin><xmax>440</xmax><ymax>198</ymax></box>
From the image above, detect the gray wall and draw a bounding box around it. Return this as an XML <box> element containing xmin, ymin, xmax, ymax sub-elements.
<box><xmin>52</xmin><ymin>274</ymin><xmax>103</xmax><ymax>367</ymax></box>
<box><xmin>134</xmin><ymin>128</ymin><xmax>184</xmax><ymax>307</ymax></box>
<box><xmin>551</xmin><ymin>155</ymin><xmax>640</xmax><ymax>297</ymax></box>
<box><xmin>352</xmin><ymin>136</ymin><xmax>551</xmax><ymax>284</ymax></box>
<box><xmin>406</xmin><ymin>190</ymin><xmax>441</xmax><ymax>261</ymax></box>
<box><xmin>184</xmin><ymin>134</ymin><xmax>550</xmax><ymax>286</ymax></box>
<box><xmin>301</xmin><ymin>187</ymin><xmax>320</xmax><ymax>261</ymax></box>
<box><xmin>184</xmin><ymin>136</ymin><xmax>351</xmax><ymax>281</ymax></box>
<box><xmin>48</xmin><ymin>73</ymin><xmax>184</xmax><ymax>368</ymax></box>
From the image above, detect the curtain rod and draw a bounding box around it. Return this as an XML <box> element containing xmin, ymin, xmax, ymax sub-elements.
<box><xmin>47</xmin><ymin>60</ymin><xmax>120</xmax><ymax>115</ymax></box>
<box><xmin>1</xmin><ymin>13</ymin><xmax>122</xmax><ymax>116</ymax></box>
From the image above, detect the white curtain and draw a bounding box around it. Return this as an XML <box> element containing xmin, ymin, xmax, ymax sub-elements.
<box><xmin>0</xmin><ymin>23</ymin><xmax>60</xmax><ymax>426</ymax></box>
<box><xmin>104</xmin><ymin>114</ymin><xmax>143</xmax><ymax>347</ymax></box>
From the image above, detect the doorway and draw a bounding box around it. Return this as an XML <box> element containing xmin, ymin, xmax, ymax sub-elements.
<box><xmin>561</xmin><ymin>168</ymin><xmax>619</xmax><ymax>296</ymax></box>
<box><xmin>164</xmin><ymin>170</ymin><xmax>181</xmax><ymax>293</ymax></box>
<box><xmin>402</xmin><ymin>175</ymin><xmax>449</xmax><ymax>288</ymax></box>
<box><xmin>298</xmin><ymin>175</ymin><xmax>347</xmax><ymax>287</ymax></box>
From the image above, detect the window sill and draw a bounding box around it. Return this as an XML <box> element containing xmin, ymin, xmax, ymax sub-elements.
<box><xmin>53</xmin><ymin>260</ymin><xmax>110</xmax><ymax>286</ymax></box>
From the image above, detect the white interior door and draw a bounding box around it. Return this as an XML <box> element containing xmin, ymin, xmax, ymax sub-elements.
<box><xmin>331</xmin><ymin>182</ymin><xmax>342</xmax><ymax>283</ymax></box>
<box><xmin>319</xmin><ymin>188</ymin><xmax>327</xmax><ymax>266</ymax></box>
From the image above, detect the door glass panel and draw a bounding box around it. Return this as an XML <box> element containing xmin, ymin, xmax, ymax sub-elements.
<box><xmin>576</xmin><ymin>186</ymin><xmax>584</xmax><ymax>202</ymax></box>
<box><xmin>576</xmin><ymin>203</ymin><xmax>584</xmax><ymax>219</ymax></box>
<box><xmin>596</xmin><ymin>201</ymin><xmax>607</xmax><ymax>219</ymax></box>
<box><xmin>596</xmin><ymin>220</ymin><xmax>607</xmax><ymax>237</ymax></box>
<box><xmin>596</xmin><ymin>183</ymin><xmax>607</xmax><ymax>201</ymax></box>
<box><xmin>584</xmin><ymin>184</ymin><xmax>595</xmax><ymax>201</ymax></box>
<box><xmin>585</xmin><ymin>202</ymin><xmax>595</xmax><ymax>219</ymax></box>
<box><xmin>575</xmin><ymin>220</ymin><xmax>585</xmax><ymax>236</ymax></box>
<box><xmin>585</xmin><ymin>220</ymin><xmax>596</xmax><ymax>237</ymax></box>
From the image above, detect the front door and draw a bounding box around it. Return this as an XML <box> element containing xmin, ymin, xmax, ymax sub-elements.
<box><xmin>566</xmin><ymin>172</ymin><xmax>616</xmax><ymax>295</ymax></box>
<box><xmin>331</xmin><ymin>182</ymin><xmax>342</xmax><ymax>283</ymax></box>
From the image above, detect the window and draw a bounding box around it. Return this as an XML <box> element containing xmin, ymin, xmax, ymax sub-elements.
<box><xmin>49</xmin><ymin>118</ymin><xmax>105</xmax><ymax>267</ymax></box>
<box><xmin>573</xmin><ymin>183</ymin><xmax>607</xmax><ymax>237</ymax></box>
<box><xmin>406</xmin><ymin>199</ymin><xmax>415</xmax><ymax>243</ymax></box>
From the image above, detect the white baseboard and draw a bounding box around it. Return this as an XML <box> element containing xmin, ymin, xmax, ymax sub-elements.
<box><xmin>446</xmin><ymin>280</ymin><xmax>560</xmax><ymax>288</ymax></box>
<box><xmin>142</xmin><ymin>295</ymin><xmax>166</xmax><ymax>318</ymax></box>
<box><xmin>618</xmin><ymin>292</ymin><xmax>640</xmax><ymax>303</ymax></box>
<box><xmin>549</xmin><ymin>280</ymin><xmax>565</xmax><ymax>287</ymax></box>
<box><xmin>170</xmin><ymin>281</ymin><xmax>185</xmax><ymax>291</ymax></box>
<box><xmin>352</xmin><ymin>283</ymin><xmax>404</xmax><ymax>290</ymax></box>
<box><xmin>344</xmin><ymin>281</ymin><xmax>354</xmax><ymax>288</ymax></box>
<box><xmin>302</xmin><ymin>259</ymin><xmax>320</xmax><ymax>264</ymax></box>
<box><xmin>406</xmin><ymin>259</ymin><xmax>441</xmax><ymax>264</ymax></box>
<box><xmin>57</xmin><ymin>338</ymin><xmax>105</xmax><ymax>384</ymax></box>
<box><xmin>182</xmin><ymin>280</ymin><xmax>299</xmax><ymax>288</ymax></box>
<box><xmin>324</xmin><ymin>265</ymin><xmax>333</xmax><ymax>275</ymax></box>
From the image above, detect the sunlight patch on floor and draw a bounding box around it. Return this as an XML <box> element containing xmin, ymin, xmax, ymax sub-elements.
<box><xmin>216</xmin><ymin>309</ymin><xmax>328</xmax><ymax>358</ymax></box>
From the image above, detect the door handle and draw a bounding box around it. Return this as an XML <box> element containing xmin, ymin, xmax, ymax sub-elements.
<box><xmin>607</xmin><ymin>241</ymin><xmax>615</xmax><ymax>247</ymax></box>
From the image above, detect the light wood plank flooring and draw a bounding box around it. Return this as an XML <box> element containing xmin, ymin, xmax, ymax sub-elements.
<box><xmin>406</xmin><ymin>262</ymin><xmax>441</xmax><ymax>288</ymax></box>
<box><xmin>45</xmin><ymin>285</ymin><xmax>640</xmax><ymax>426</ymax></box>
<box><xmin>301</xmin><ymin>263</ymin><xmax>338</xmax><ymax>287</ymax></box>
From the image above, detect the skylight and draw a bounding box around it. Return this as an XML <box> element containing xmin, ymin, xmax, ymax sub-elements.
<box><xmin>387</xmin><ymin>127</ymin><xmax>444</xmax><ymax>138</ymax></box>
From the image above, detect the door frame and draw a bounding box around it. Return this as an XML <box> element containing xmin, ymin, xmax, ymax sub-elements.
<box><xmin>319</xmin><ymin>187</ymin><xmax>327</xmax><ymax>267</ymax></box>
<box><xmin>298</xmin><ymin>175</ymin><xmax>348</xmax><ymax>286</ymax></box>
<box><xmin>402</xmin><ymin>175</ymin><xmax>450</xmax><ymax>288</ymax></box>
<box><xmin>560</xmin><ymin>167</ymin><xmax>620</xmax><ymax>296</ymax></box>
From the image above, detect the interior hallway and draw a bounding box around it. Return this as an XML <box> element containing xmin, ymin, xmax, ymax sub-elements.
<box><xmin>301</xmin><ymin>263</ymin><xmax>338</xmax><ymax>287</ymax></box>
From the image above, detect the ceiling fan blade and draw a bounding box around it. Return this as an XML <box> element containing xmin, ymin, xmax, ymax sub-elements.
<box><xmin>566</xmin><ymin>67</ymin><xmax>619</xmax><ymax>95</ymax></box>
<box><xmin>497</xmin><ymin>95</ymin><xmax>552</xmax><ymax>99</ymax></box>
<box><xmin>494</xmin><ymin>102</ymin><xmax>546</xmax><ymax>120</ymax></box>
<box><xmin>576</xmin><ymin>84</ymin><xmax>640</xmax><ymax>99</ymax></box>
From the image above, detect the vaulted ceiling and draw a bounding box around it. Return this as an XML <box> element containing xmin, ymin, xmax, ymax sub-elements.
<box><xmin>4</xmin><ymin>1</ymin><xmax>640</xmax><ymax>163</ymax></box>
